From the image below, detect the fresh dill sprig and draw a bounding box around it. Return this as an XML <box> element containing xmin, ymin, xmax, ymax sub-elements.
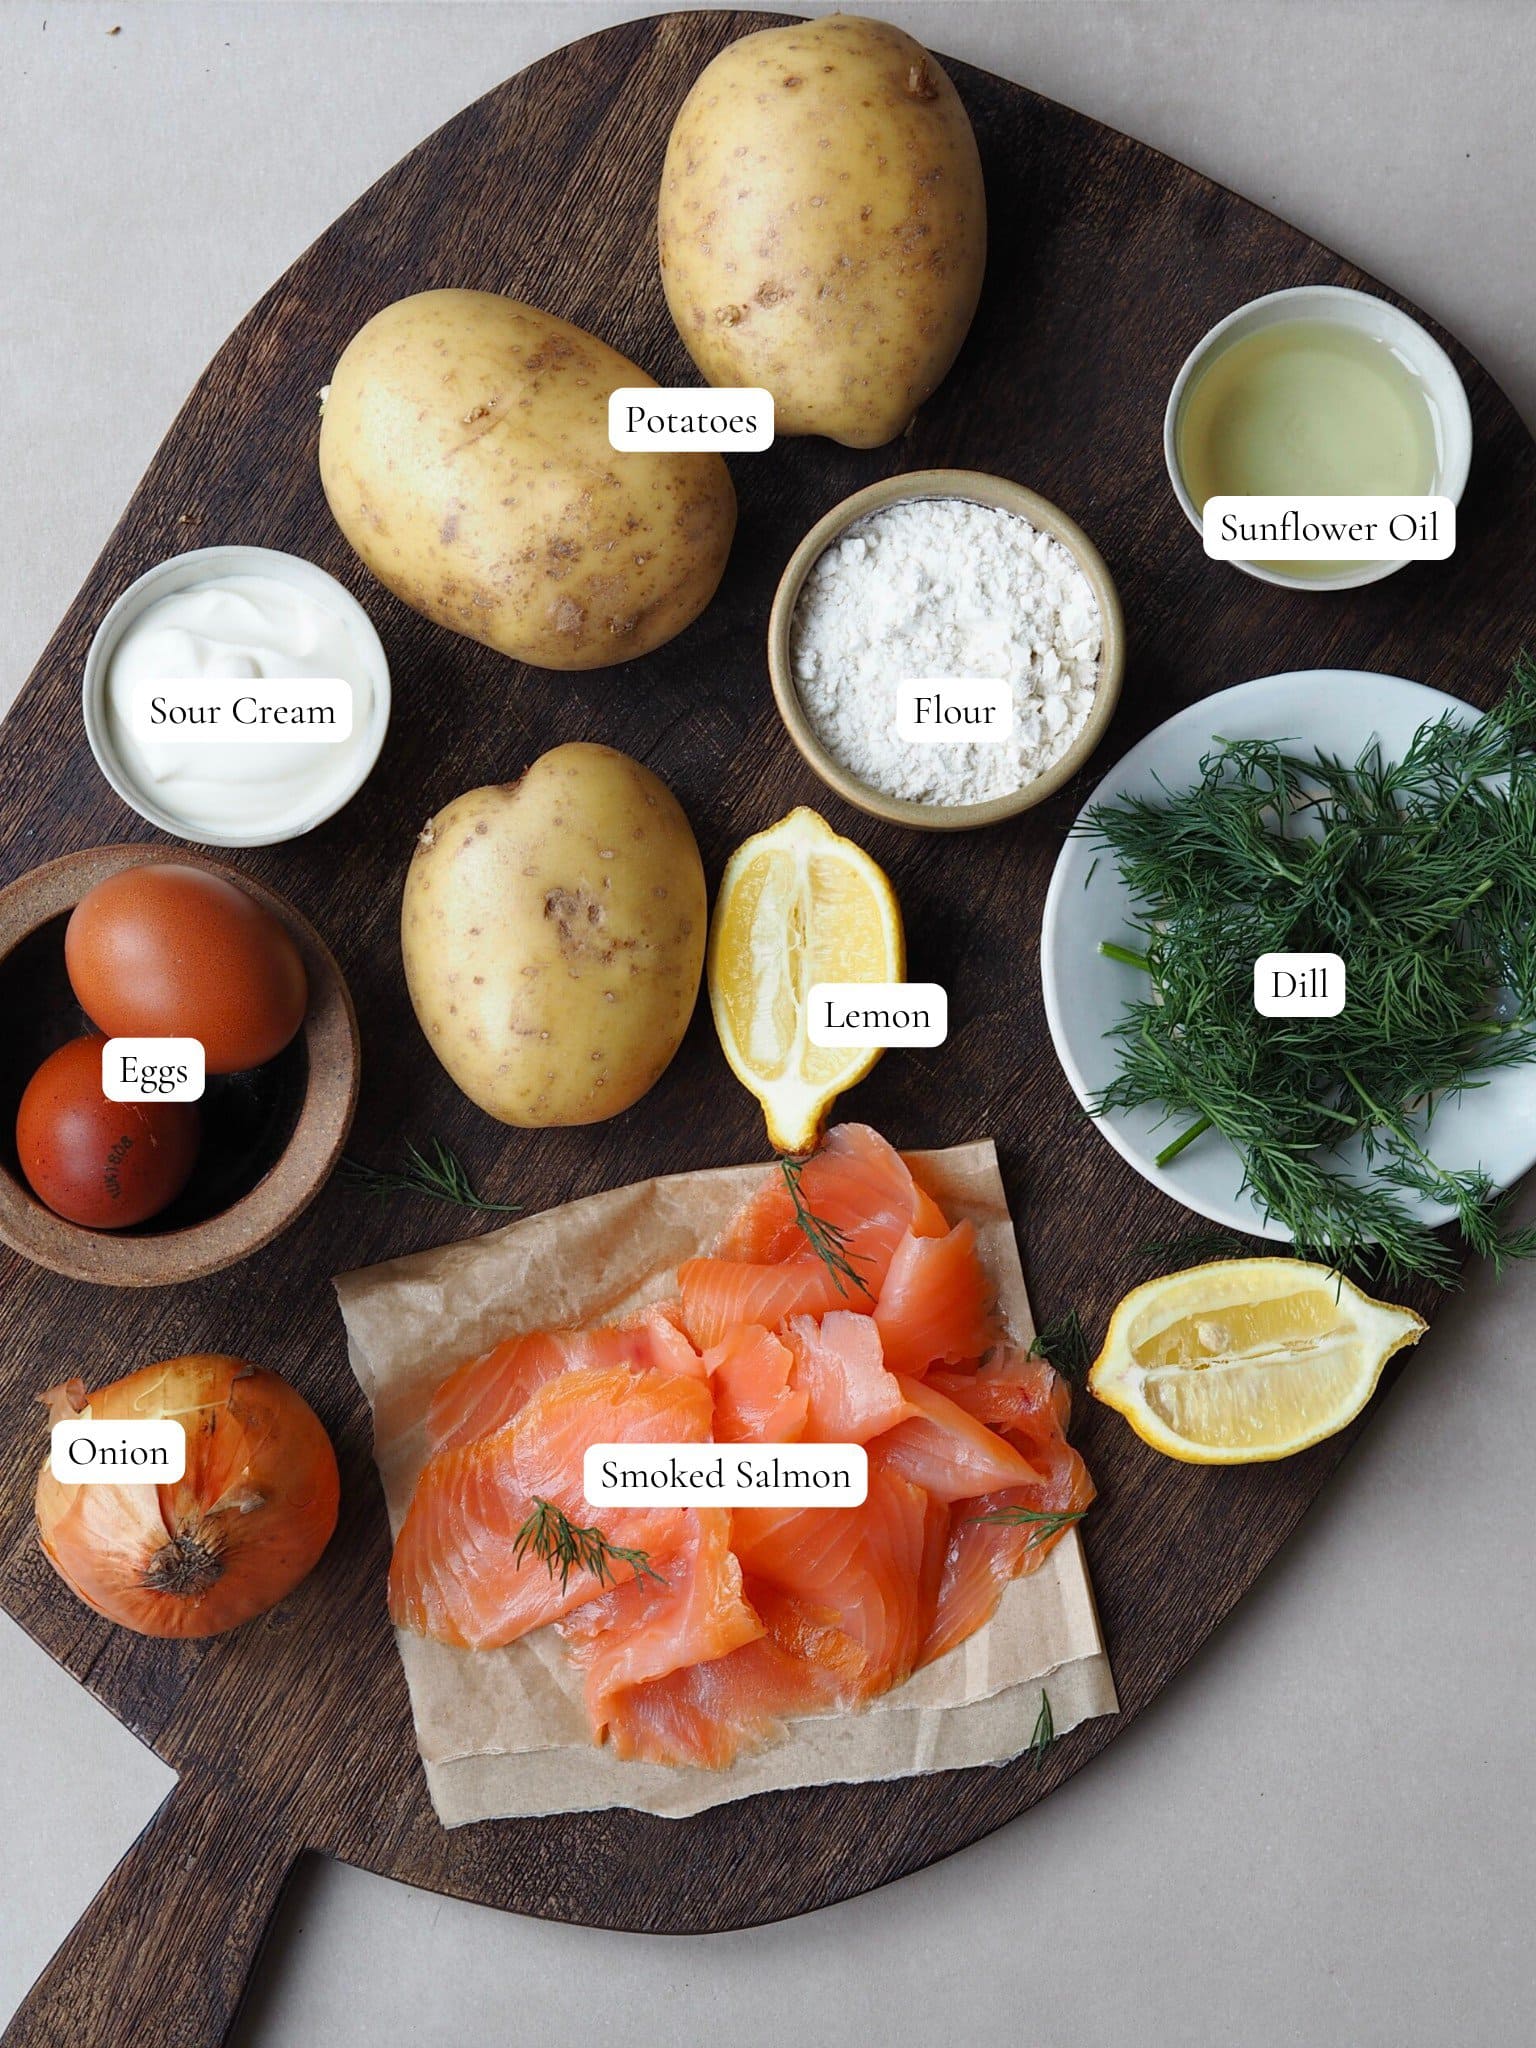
<box><xmin>1085</xmin><ymin>655</ymin><xmax>1536</xmax><ymax>1286</ymax></box>
<box><xmin>512</xmin><ymin>1497</ymin><xmax>666</xmax><ymax>1594</ymax></box>
<box><xmin>1137</xmin><ymin>1227</ymin><xmax>1253</xmax><ymax>1265</ymax></box>
<box><xmin>341</xmin><ymin>1138</ymin><xmax>521</xmax><ymax>1215</ymax></box>
<box><xmin>970</xmin><ymin>1504</ymin><xmax>1086</xmax><ymax>1549</ymax></box>
<box><xmin>1027</xmin><ymin>1308</ymin><xmax>1091</xmax><ymax>1384</ymax></box>
<box><xmin>1027</xmin><ymin>1689</ymin><xmax>1055</xmax><ymax>1766</ymax></box>
<box><xmin>779</xmin><ymin>1152</ymin><xmax>873</xmax><ymax>1299</ymax></box>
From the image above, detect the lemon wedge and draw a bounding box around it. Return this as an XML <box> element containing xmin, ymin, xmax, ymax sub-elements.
<box><xmin>708</xmin><ymin>807</ymin><xmax>904</xmax><ymax>1152</ymax></box>
<box><xmin>1087</xmin><ymin>1258</ymin><xmax>1425</xmax><ymax>1462</ymax></box>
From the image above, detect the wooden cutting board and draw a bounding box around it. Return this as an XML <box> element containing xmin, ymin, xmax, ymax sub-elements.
<box><xmin>3</xmin><ymin>11</ymin><xmax>1532</xmax><ymax>2042</ymax></box>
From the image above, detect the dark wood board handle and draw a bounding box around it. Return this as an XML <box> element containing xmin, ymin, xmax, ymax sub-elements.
<box><xmin>2</xmin><ymin>1775</ymin><xmax>297</xmax><ymax>2048</ymax></box>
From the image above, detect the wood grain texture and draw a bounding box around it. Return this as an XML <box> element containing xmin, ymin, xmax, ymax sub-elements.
<box><xmin>3</xmin><ymin>10</ymin><xmax>1533</xmax><ymax>2042</ymax></box>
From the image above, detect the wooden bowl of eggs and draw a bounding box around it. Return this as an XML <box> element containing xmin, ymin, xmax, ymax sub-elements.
<box><xmin>0</xmin><ymin>845</ymin><xmax>358</xmax><ymax>1285</ymax></box>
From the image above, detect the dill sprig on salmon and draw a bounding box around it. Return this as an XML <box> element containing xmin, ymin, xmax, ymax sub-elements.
<box><xmin>779</xmin><ymin>1151</ymin><xmax>874</xmax><ymax>1298</ymax></box>
<box><xmin>513</xmin><ymin>1497</ymin><xmax>667</xmax><ymax>1595</ymax></box>
<box><xmin>969</xmin><ymin>1504</ymin><xmax>1087</xmax><ymax>1549</ymax></box>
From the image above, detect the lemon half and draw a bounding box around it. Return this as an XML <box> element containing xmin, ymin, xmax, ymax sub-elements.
<box><xmin>708</xmin><ymin>807</ymin><xmax>904</xmax><ymax>1152</ymax></box>
<box><xmin>1088</xmin><ymin>1258</ymin><xmax>1426</xmax><ymax>1463</ymax></box>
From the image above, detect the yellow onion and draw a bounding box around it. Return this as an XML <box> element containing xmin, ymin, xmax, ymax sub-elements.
<box><xmin>36</xmin><ymin>1354</ymin><xmax>339</xmax><ymax>1638</ymax></box>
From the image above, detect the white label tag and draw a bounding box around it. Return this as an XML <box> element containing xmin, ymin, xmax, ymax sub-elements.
<box><xmin>101</xmin><ymin>1038</ymin><xmax>205</xmax><ymax>1102</ymax></box>
<box><xmin>1203</xmin><ymin>496</ymin><xmax>1455</xmax><ymax>562</ymax></box>
<box><xmin>1253</xmin><ymin>953</ymin><xmax>1347</xmax><ymax>1016</ymax></box>
<box><xmin>805</xmin><ymin>982</ymin><xmax>948</xmax><ymax>1048</ymax></box>
<box><xmin>607</xmin><ymin>387</ymin><xmax>774</xmax><ymax>451</ymax></box>
<box><xmin>51</xmin><ymin>1419</ymin><xmax>187</xmax><ymax>1484</ymax></box>
<box><xmin>584</xmin><ymin>1442</ymin><xmax>867</xmax><ymax>1508</ymax></box>
<box><xmin>895</xmin><ymin>678</ymin><xmax>1014</xmax><ymax>744</ymax></box>
<box><xmin>128</xmin><ymin>678</ymin><xmax>354</xmax><ymax>744</ymax></box>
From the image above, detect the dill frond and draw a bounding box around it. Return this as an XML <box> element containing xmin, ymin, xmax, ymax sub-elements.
<box><xmin>512</xmin><ymin>1497</ymin><xmax>665</xmax><ymax>1595</ymax></box>
<box><xmin>341</xmin><ymin>1138</ymin><xmax>521</xmax><ymax>1215</ymax></box>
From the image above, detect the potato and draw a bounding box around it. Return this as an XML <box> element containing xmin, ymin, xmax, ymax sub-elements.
<box><xmin>657</xmin><ymin>16</ymin><xmax>986</xmax><ymax>449</ymax></box>
<box><xmin>318</xmin><ymin>290</ymin><xmax>736</xmax><ymax>670</ymax></box>
<box><xmin>401</xmin><ymin>744</ymin><xmax>706</xmax><ymax>1127</ymax></box>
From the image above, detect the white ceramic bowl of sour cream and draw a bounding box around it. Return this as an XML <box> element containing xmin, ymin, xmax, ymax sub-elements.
<box><xmin>82</xmin><ymin>546</ymin><xmax>391</xmax><ymax>848</ymax></box>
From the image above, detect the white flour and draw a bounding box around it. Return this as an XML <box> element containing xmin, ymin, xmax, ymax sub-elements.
<box><xmin>790</xmin><ymin>497</ymin><xmax>1102</xmax><ymax>805</ymax></box>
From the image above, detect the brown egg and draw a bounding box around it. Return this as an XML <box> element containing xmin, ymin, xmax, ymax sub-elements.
<box><xmin>65</xmin><ymin>865</ymin><xmax>308</xmax><ymax>1074</ymax></box>
<box><xmin>16</xmin><ymin>1035</ymin><xmax>201</xmax><ymax>1228</ymax></box>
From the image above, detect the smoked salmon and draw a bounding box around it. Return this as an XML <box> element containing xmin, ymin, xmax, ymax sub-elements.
<box><xmin>426</xmin><ymin>1305</ymin><xmax>701</xmax><ymax>1455</ymax></box>
<box><xmin>386</xmin><ymin>1124</ymin><xmax>1094</xmax><ymax>1767</ymax></box>
<box><xmin>734</xmin><ymin>1463</ymin><xmax>948</xmax><ymax>1699</ymax></box>
<box><xmin>716</xmin><ymin>1122</ymin><xmax>948</xmax><ymax>1271</ymax></box>
<box><xmin>704</xmin><ymin>1324</ymin><xmax>808</xmax><ymax>1443</ymax></box>
<box><xmin>785</xmin><ymin>1311</ymin><xmax>907</xmax><ymax>1442</ymax></box>
<box><xmin>389</xmin><ymin>1364</ymin><xmax>711</xmax><ymax>1648</ymax></box>
<box><xmin>874</xmin><ymin>1222</ymin><xmax>999</xmax><ymax>1376</ymax></box>
<box><xmin>919</xmin><ymin>1356</ymin><xmax>1094</xmax><ymax>1666</ymax></box>
<box><xmin>876</xmin><ymin>1374</ymin><xmax>1042</xmax><ymax>1501</ymax></box>
<box><xmin>561</xmin><ymin>1509</ymin><xmax>765</xmax><ymax>1745</ymax></box>
<box><xmin>678</xmin><ymin>1255</ymin><xmax>849</xmax><ymax>1350</ymax></box>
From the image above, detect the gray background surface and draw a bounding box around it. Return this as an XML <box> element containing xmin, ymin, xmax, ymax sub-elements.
<box><xmin>2</xmin><ymin>4</ymin><xmax>1534</xmax><ymax>2042</ymax></box>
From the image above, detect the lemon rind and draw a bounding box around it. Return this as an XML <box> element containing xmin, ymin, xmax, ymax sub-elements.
<box><xmin>1087</xmin><ymin>1258</ymin><xmax>1428</xmax><ymax>1464</ymax></box>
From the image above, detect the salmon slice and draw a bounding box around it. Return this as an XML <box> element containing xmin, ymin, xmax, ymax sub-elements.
<box><xmin>785</xmin><ymin>1311</ymin><xmax>906</xmax><ymax>1443</ymax></box>
<box><xmin>563</xmin><ymin>1510</ymin><xmax>861</xmax><ymax>1769</ymax></box>
<box><xmin>705</xmin><ymin>1325</ymin><xmax>808</xmax><ymax>1443</ymax></box>
<box><xmin>560</xmin><ymin>1509</ymin><xmax>765</xmax><ymax>1745</ymax></box>
<box><xmin>426</xmin><ymin>1330</ymin><xmax>591</xmax><ymax>1455</ymax></box>
<box><xmin>425</xmin><ymin>1305</ymin><xmax>703</xmax><ymax>1455</ymax></box>
<box><xmin>738</xmin><ymin>1572</ymin><xmax>878</xmax><ymax>1697</ymax></box>
<box><xmin>739</xmin><ymin>1577</ymin><xmax>894</xmax><ymax>1705</ymax></box>
<box><xmin>677</xmin><ymin>1255</ymin><xmax>850</xmax><ymax>1350</ymax></box>
<box><xmin>928</xmin><ymin>1351</ymin><xmax>1072</xmax><ymax>1445</ymax></box>
<box><xmin>874</xmin><ymin>1222</ymin><xmax>1000</xmax><ymax>1377</ymax></box>
<box><xmin>677</xmin><ymin>1125</ymin><xmax>962</xmax><ymax>1350</ymax></box>
<box><xmin>920</xmin><ymin>1454</ymin><xmax>1095</xmax><ymax>1668</ymax></box>
<box><xmin>580</xmin><ymin>1628</ymin><xmax>842</xmax><ymax>1769</ymax></box>
<box><xmin>918</xmin><ymin>1357</ymin><xmax>1096</xmax><ymax>1668</ymax></box>
<box><xmin>931</xmin><ymin>1352</ymin><xmax>1093</xmax><ymax>1515</ymax></box>
<box><xmin>733</xmin><ymin>1464</ymin><xmax>947</xmax><ymax>1697</ymax></box>
<box><xmin>875</xmin><ymin>1374</ymin><xmax>1042</xmax><ymax>1501</ymax></box>
<box><xmin>715</xmin><ymin>1123</ymin><xmax>947</xmax><ymax>1279</ymax></box>
<box><xmin>628</xmin><ymin>1301</ymin><xmax>709</xmax><ymax>1381</ymax></box>
<box><xmin>388</xmin><ymin>1364</ymin><xmax>712</xmax><ymax>1649</ymax></box>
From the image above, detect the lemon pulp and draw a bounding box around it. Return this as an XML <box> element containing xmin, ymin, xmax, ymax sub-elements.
<box><xmin>708</xmin><ymin>808</ymin><xmax>903</xmax><ymax>1152</ymax></box>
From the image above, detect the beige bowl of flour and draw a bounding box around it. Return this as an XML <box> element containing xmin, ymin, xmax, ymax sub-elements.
<box><xmin>768</xmin><ymin>470</ymin><xmax>1124</xmax><ymax>832</ymax></box>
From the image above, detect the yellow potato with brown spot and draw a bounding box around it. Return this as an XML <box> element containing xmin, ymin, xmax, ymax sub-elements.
<box><xmin>318</xmin><ymin>290</ymin><xmax>735</xmax><ymax>670</ymax></box>
<box><xmin>401</xmin><ymin>745</ymin><xmax>706</xmax><ymax>1127</ymax></box>
<box><xmin>657</xmin><ymin>16</ymin><xmax>986</xmax><ymax>449</ymax></box>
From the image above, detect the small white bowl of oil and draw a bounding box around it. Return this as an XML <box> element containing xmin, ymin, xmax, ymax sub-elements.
<box><xmin>1163</xmin><ymin>284</ymin><xmax>1473</xmax><ymax>592</ymax></box>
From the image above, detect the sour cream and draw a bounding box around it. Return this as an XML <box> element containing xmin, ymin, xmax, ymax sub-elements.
<box><xmin>94</xmin><ymin>561</ymin><xmax>387</xmax><ymax>845</ymax></box>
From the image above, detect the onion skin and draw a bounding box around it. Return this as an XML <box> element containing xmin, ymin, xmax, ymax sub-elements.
<box><xmin>35</xmin><ymin>1355</ymin><xmax>339</xmax><ymax>1638</ymax></box>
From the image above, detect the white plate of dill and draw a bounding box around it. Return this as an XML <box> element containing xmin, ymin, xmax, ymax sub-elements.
<box><xmin>1040</xmin><ymin>668</ymin><xmax>1536</xmax><ymax>1282</ymax></box>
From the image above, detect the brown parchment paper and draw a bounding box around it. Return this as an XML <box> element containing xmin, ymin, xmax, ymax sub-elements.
<box><xmin>335</xmin><ymin>1143</ymin><xmax>1118</xmax><ymax>1823</ymax></box>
